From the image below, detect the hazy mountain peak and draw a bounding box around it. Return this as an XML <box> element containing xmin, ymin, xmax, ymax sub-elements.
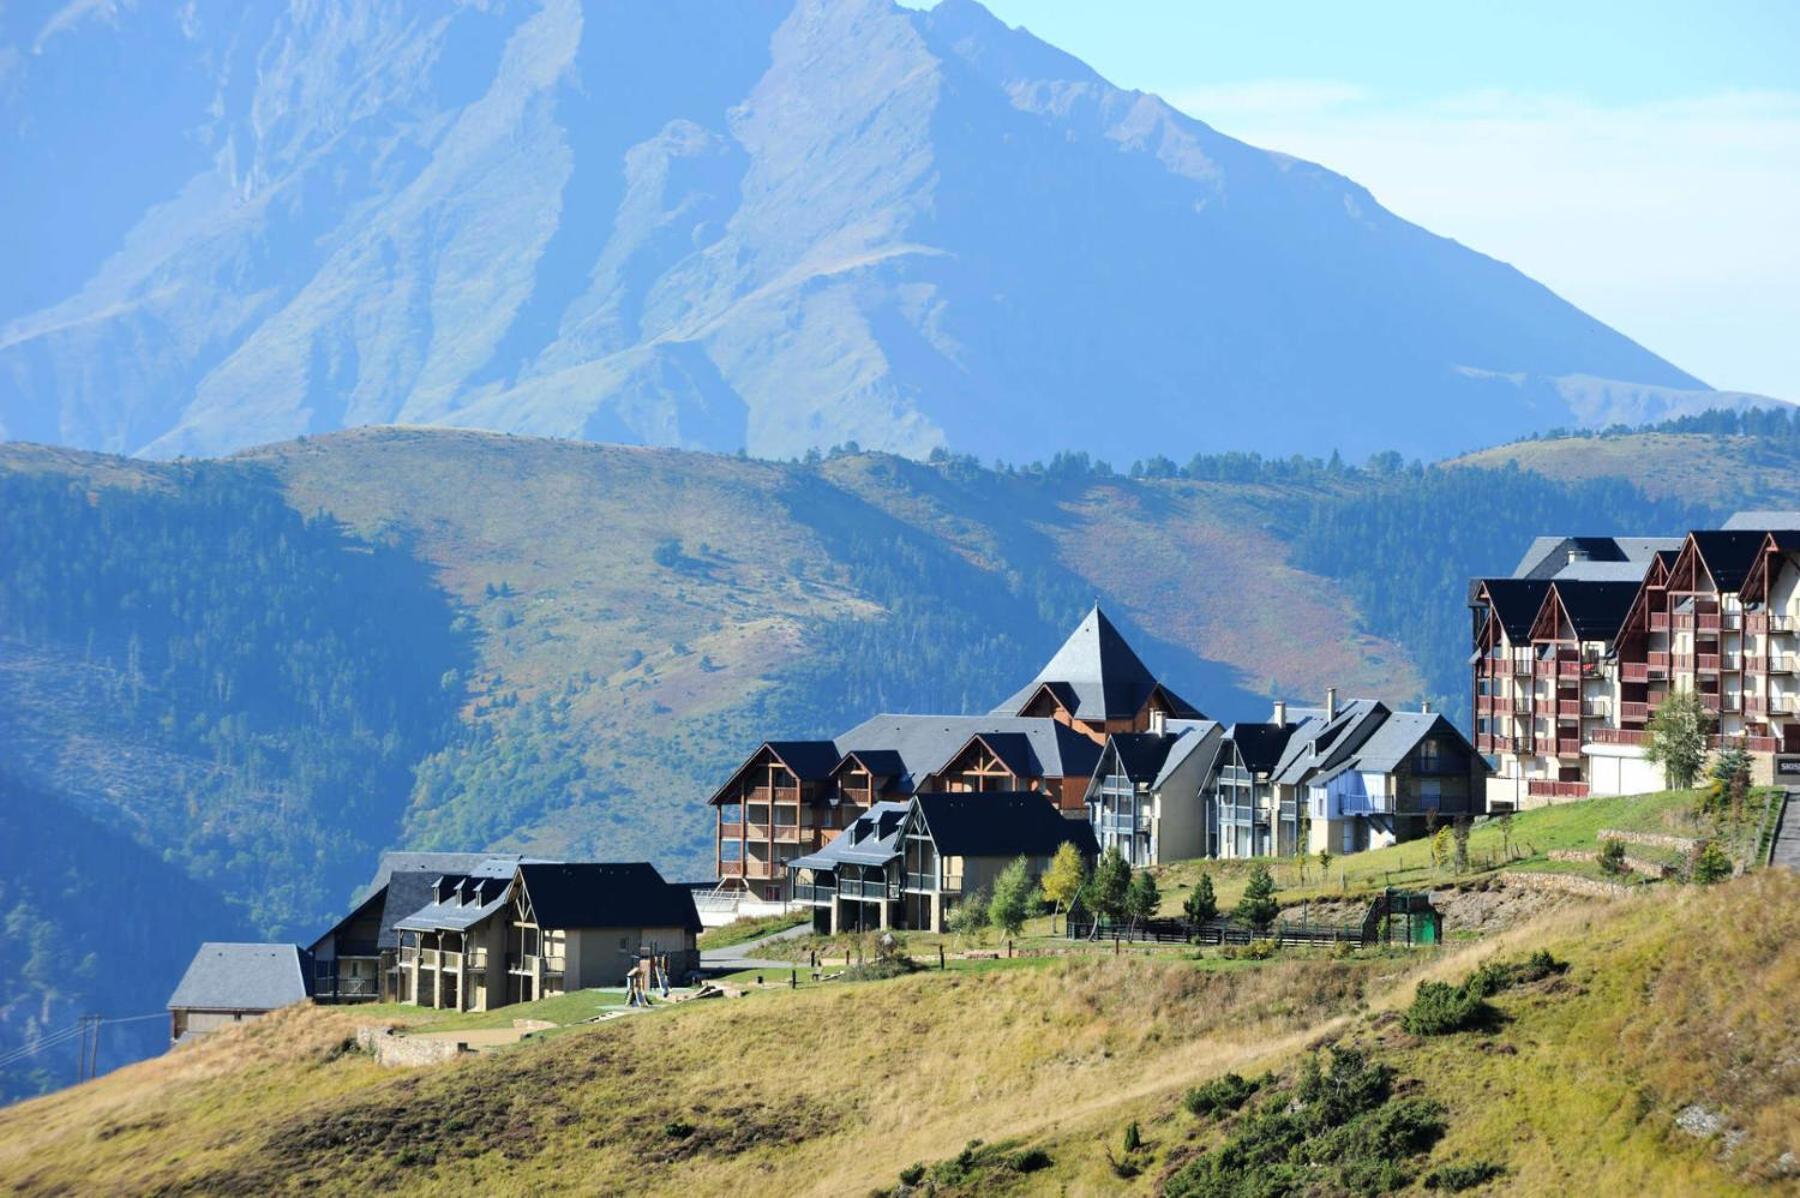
<box><xmin>0</xmin><ymin>0</ymin><xmax>1772</xmax><ymax>462</ymax></box>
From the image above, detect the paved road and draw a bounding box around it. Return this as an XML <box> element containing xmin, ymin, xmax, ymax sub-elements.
<box><xmin>1771</xmin><ymin>790</ymin><xmax>1800</xmax><ymax>871</ymax></box>
<box><xmin>698</xmin><ymin>920</ymin><xmax>812</xmax><ymax>974</ymax></box>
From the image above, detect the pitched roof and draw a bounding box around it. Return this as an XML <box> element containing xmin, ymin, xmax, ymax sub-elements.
<box><xmin>1225</xmin><ymin>722</ymin><xmax>1296</xmax><ymax>774</ymax></box>
<box><xmin>911</xmin><ymin>792</ymin><xmax>1099</xmax><ymax>859</ymax></box>
<box><xmin>1552</xmin><ymin>579</ymin><xmax>1642</xmax><ymax>641</ymax></box>
<box><xmin>1349</xmin><ymin>712</ymin><xmax>1461</xmax><ymax>774</ymax></box>
<box><xmin>993</xmin><ymin>605</ymin><xmax>1200</xmax><ymax>720</ymax></box>
<box><xmin>832</xmin><ymin>714</ymin><xmax>1102</xmax><ymax>791</ymax></box>
<box><xmin>1511</xmin><ymin>535</ymin><xmax>1681</xmax><ymax>579</ymax></box>
<box><xmin>1271</xmin><ymin>700</ymin><xmax>1388</xmax><ymax>785</ymax></box>
<box><xmin>169</xmin><ymin>943</ymin><xmax>311</xmax><ymax>1011</ymax></box>
<box><xmin>392</xmin><ymin>863</ymin><xmax>520</xmax><ymax>934</ymax></box>
<box><xmin>1478</xmin><ymin>578</ymin><xmax>1553</xmax><ymax>642</ymax></box>
<box><xmin>764</xmin><ymin>740</ymin><xmax>844</xmax><ymax>780</ymax></box>
<box><xmin>1691</xmin><ymin>530</ymin><xmax>1773</xmax><ymax>592</ymax></box>
<box><xmin>362</xmin><ymin>852</ymin><xmax>527</xmax><ymax>950</ymax></box>
<box><xmin>515</xmin><ymin>862</ymin><xmax>701</xmax><ymax>933</ymax></box>
<box><xmin>789</xmin><ymin>801</ymin><xmax>915</xmax><ymax>870</ymax></box>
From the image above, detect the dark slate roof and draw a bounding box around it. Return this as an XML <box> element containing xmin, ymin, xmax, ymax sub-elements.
<box><xmin>1691</xmin><ymin>531</ymin><xmax>1771</xmax><ymax>592</ymax></box>
<box><xmin>789</xmin><ymin>801</ymin><xmax>914</xmax><ymax>870</ymax></box>
<box><xmin>832</xmin><ymin>714</ymin><xmax>1101</xmax><ymax>792</ymax></box>
<box><xmin>363</xmin><ymin>852</ymin><xmax>527</xmax><ymax>950</ymax></box>
<box><xmin>1511</xmin><ymin>535</ymin><xmax>1680</xmax><ymax>580</ymax></box>
<box><xmin>1226</xmin><ymin>722</ymin><xmax>1296</xmax><ymax>774</ymax></box>
<box><xmin>911</xmin><ymin>792</ymin><xmax>1099</xmax><ymax>859</ymax></box>
<box><xmin>993</xmin><ymin>605</ymin><xmax>1200</xmax><ymax>720</ymax></box>
<box><xmin>838</xmin><ymin>748</ymin><xmax>906</xmax><ymax>779</ymax></box>
<box><xmin>1553</xmin><ymin>580</ymin><xmax>1641</xmax><ymax>641</ymax></box>
<box><xmin>169</xmin><ymin>943</ymin><xmax>311</xmax><ymax>1012</ymax></box>
<box><xmin>766</xmin><ymin>740</ymin><xmax>844</xmax><ymax>780</ymax></box>
<box><xmin>393</xmin><ymin>866</ymin><xmax>518</xmax><ymax>934</ymax></box>
<box><xmin>1350</xmin><ymin>712</ymin><xmax>1463</xmax><ymax>774</ymax></box>
<box><xmin>1106</xmin><ymin>733</ymin><xmax>1178</xmax><ymax>783</ymax></box>
<box><xmin>516</xmin><ymin>862</ymin><xmax>701</xmax><ymax>933</ymax></box>
<box><xmin>1271</xmin><ymin>700</ymin><xmax>1388</xmax><ymax>785</ymax></box>
<box><xmin>1478</xmin><ymin>578</ymin><xmax>1553</xmax><ymax>642</ymax></box>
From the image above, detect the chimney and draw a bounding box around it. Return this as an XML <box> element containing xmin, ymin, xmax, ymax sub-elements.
<box><xmin>1325</xmin><ymin>687</ymin><xmax>1338</xmax><ymax>720</ymax></box>
<box><xmin>1567</xmin><ymin>545</ymin><xmax>1590</xmax><ymax>566</ymax></box>
<box><xmin>1149</xmin><ymin>708</ymin><xmax>1167</xmax><ymax>736</ymax></box>
<box><xmin>1273</xmin><ymin>700</ymin><xmax>1288</xmax><ymax>727</ymax></box>
<box><xmin>1421</xmin><ymin>700</ymin><xmax>1433</xmax><ymax>714</ymax></box>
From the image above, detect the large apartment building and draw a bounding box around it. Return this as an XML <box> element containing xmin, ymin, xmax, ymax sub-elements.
<box><xmin>1472</xmin><ymin>516</ymin><xmax>1800</xmax><ymax>806</ymax></box>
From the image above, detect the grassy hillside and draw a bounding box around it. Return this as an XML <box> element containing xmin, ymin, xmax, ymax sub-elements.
<box><xmin>2</xmin><ymin>868</ymin><xmax>1791</xmax><ymax>1195</ymax></box>
<box><xmin>1451</xmin><ymin>431</ymin><xmax>1800</xmax><ymax>509</ymax></box>
<box><xmin>0</xmin><ymin>427</ymin><xmax>1738</xmax><ymax>1101</ymax></box>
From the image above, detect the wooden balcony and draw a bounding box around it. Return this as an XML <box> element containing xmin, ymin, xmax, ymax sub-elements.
<box><xmin>1555</xmin><ymin>700</ymin><xmax>1582</xmax><ymax>719</ymax></box>
<box><xmin>1697</xmin><ymin>613</ymin><xmax>1722</xmax><ymax>632</ymax></box>
<box><xmin>1554</xmin><ymin>738</ymin><xmax>1582</xmax><ymax>756</ymax></box>
<box><xmin>1696</xmin><ymin>653</ymin><xmax>1721</xmax><ymax>673</ymax></box>
<box><xmin>1528</xmin><ymin>779</ymin><xmax>1589</xmax><ymax>799</ymax></box>
<box><xmin>1592</xmin><ymin>727</ymin><xmax>1647</xmax><ymax>747</ymax></box>
<box><xmin>1620</xmin><ymin>701</ymin><xmax>1650</xmax><ymax>723</ymax></box>
<box><xmin>1650</xmin><ymin>612</ymin><xmax>1670</xmax><ymax>632</ymax></box>
<box><xmin>1648</xmin><ymin>650</ymin><xmax>1670</xmax><ymax>670</ymax></box>
<box><xmin>1620</xmin><ymin>661</ymin><xmax>1649</xmax><ymax>683</ymax></box>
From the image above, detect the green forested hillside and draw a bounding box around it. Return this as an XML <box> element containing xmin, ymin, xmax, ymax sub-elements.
<box><xmin>0</xmin><ymin>424</ymin><xmax>1768</xmax><ymax>1101</ymax></box>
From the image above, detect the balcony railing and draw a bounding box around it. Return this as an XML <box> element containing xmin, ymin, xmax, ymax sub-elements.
<box><xmin>1771</xmin><ymin>656</ymin><xmax>1798</xmax><ymax>675</ymax></box>
<box><xmin>1557</xmin><ymin>659</ymin><xmax>1581</xmax><ymax>678</ymax></box>
<box><xmin>1650</xmin><ymin>612</ymin><xmax>1670</xmax><ymax>631</ymax></box>
<box><xmin>1528</xmin><ymin>779</ymin><xmax>1590</xmax><ymax>799</ymax></box>
<box><xmin>1672</xmin><ymin>653</ymin><xmax>1695</xmax><ymax>671</ymax></box>
<box><xmin>1621</xmin><ymin>661</ymin><xmax>1649</xmax><ymax>683</ymax></box>
<box><xmin>837</xmin><ymin>878</ymin><xmax>900</xmax><ymax>901</ymax></box>
<box><xmin>1581</xmin><ymin>699</ymin><xmax>1610</xmax><ymax>717</ymax></box>
<box><xmin>1697</xmin><ymin>613</ymin><xmax>1722</xmax><ymax>632</ymax></box>
<box><xmin>904</xmin><ymin>872</ymin><xmax>935</xmax><ymax>892</ymax></box>
<box><xmin>1697</xmin><ymin>653</ymin><xmax>1721</xmax><ymax>673</ymax></box>
<box><xmin>791</xmin><ymin>881</ymin><xmax>834</xmax><ymax>903</ymax></box>
<box><xmin>542</xmin><ymin>955</ymin><xmax>565</xmax><ymax>976</ymax></box>
<box><xmin>1555</xmin><ymin>700</ymin><xmax>1582</xmax><ymax>719</ymax></box>
<box><xmin>1591</xmin><ymin>727</ymin><xmax>1647</xmax><ymax>747</ymax></box>
<box><xmin>716</xmin><ymin>859</ymin><xmax>745</xmax><ymax>876</ymax></box>
<box><xmin>1555</xmin><ymin>738</ymin><xmax>1581</xmax><ymax>756</ymax></box>
<box><xmin>1771</xmin><ymin>615</ymin><xmax>1798</xmax><ymax>634</ymax></box>
<box><xmin>1620</xmin><ymin>701</ymin><xmax>1650</xmax><ymax>723</ymax></box>
<box><xmin>399</xmin><ymin>946</ymin><xmax>419</xmax><ymax>966</ymax></box>
<box><xmin>1511</xmin><ymin>659</ymin><xmax>1533</xmax><ymax>676</ymax></box>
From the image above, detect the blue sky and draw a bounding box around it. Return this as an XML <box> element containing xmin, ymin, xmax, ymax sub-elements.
<box><xmin>914</xmin><ymin>1</ymin><xmax>1800</xmax><ymax>402</ymax></box>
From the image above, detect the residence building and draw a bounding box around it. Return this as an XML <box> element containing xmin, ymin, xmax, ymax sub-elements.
<box><xmin>709</xmin><ymin>606</ymin><xmax>1196</xmax><ymax>900</ymax></box>
<box><xmin>393</xmin><ymin>861</ymin><xmax>702</xmax><ymax>1013</ymax></box>
<box><xmin>1084</xmin><ymin>717</ymin><xmax>1224</xmax><ymax>865</ymax></box>
<box><xmin>1472</xmin><ymin>515</ymin><xmax>1800</xmax><ymax>804</ymax></box>
<box><xmin>786</xmin><ymin>791</ymin><xmax>1098</xmax><ymax>933</ymax></box>
<box><xmin>168</xmin><ymin>943</ymin><xmax>311</xmax><ymax>1043</ymax></box>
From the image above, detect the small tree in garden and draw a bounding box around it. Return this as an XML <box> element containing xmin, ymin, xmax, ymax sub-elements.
<box><xmin>1710</xmin><ymin>747</ymin><xmax>1752</xmax><ymax>827</ymax></box>
<box><xmin>1089</xmin><ymin>845</ymin><xmax>1132</xmax><ymax>927</ymax></box>
<box><xmin>1451</xmin><ymin>815</ymin><xmax>1472</xmax><ymax>873</ymax></box>
<box><xmin>1184</xmin><ymin>871</ymin><xmax>1218</xmax><ymax>929</ymax></box>
<box><xmin>948</xmin><ymin>887</ymin><xmax>991</xmax><ymax>942</ymax></box>
<box><xmin>1317</xmin><ymin>849</ymin><xmax>1334</xmax><ymax>886</ymax></box>
<box><xmin>1496</xmin><ymin>811</ymin><xmax>1515</xmax><ymax>861</ymax></box>
<box><xmin>1430</xmin><ymin>824</ymin><xmax>1454</xmax><ymax>872</ymax></box>
<box><xmin>1235</xmin><ymin>863</ymin><xmax>1280</xmax><ymax>931</ymax></box>
<box><xmin>1125</xmin><ymin>869</ymin><xmax>1161</xmax><ymax>928</ymax></box>
<box><xmin>988</xmin><ymin>856</ymin><xmax>1038</xmax><ymax>937</ymax></box>
<box><xmin>1295</xmin><ymin>812</ymin><xmax>1312</xmax><ymax>881</ymax></box>
<box><xmin>1598</xmin><ymin>838</ymin><xmax>1628</xmax><ymax>876</ymax></box>
<box><xmin>1041</xmin><ymin>842</ymin><xmax>1087</xmax><ymax>932</ymax></box>
<box><xmin>1645</xmin><ymin>690</ymin><xmax>1712</xmax><ymax>791</ymax></box>
<box><xmin>1691</xmin><ymin>840</ymin><xmax>1733</xmax><ymax>884</ymax></box>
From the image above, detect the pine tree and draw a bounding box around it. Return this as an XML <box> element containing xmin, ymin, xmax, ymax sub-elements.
<box><xmin>1125</xmin><ymin>869</ymin><xmax>1161</xmax><ymax>927</ymax></box>
<box><xmin>1235</xmin><ymin>863</ymin><xmax>1280</xmax><ymax>930</ymax></box>
<box><xmin>1089</xmin><ymin>845</ymin><xmax>1132</xmax><ymax>927</ymax></box>
<box><xmin>1184</xmin><ymin>871</ymin><xmax>1218</xmax><ymax>927</ymax></box>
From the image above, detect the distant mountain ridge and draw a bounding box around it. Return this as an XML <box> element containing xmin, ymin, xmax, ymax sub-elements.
<box><xmin>0</xmin><ymin>0</ymin><xmax>1775</xmax><ymax>462</ymax></box>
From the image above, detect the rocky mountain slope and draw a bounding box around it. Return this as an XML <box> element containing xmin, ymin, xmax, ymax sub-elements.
<box><xmin>0</xmin><ymin>0</ymin><xmax>1761</xmax><ymax>463</ymax></box>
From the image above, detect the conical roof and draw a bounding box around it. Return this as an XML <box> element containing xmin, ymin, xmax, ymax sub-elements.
<box><xmin>993</xmin><ymin>606</ymin><xmax>1199</xmax><ymax>720</ymax></box>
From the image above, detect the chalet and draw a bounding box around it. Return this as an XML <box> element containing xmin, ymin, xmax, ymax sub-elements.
<box><xmin>1296</xmin><ymin>708</ymin><xmax>1485</xmax><ymax>853</ymax></box>
<box><xmin>786</xmin><ymin>792</ymin><xmax>1098</xmax><ymax>933</ymax></box>
<box><xmin>393</xmin><ymin>861</ymin><xmax>701</xmax><ymax>1013</ymax></box>
<box><xmin>709</xmin><ymin>606</ymin><xmax>1195</xmax><ymax>900</ymax></box>
<box><xmin>1084</xmin><ymin>717</ymin><xmax>1224</xmax><ymax>865</ymax></box>
<box><xmin>1472</xmin><ymin>514</ymin><xmax>1800</xmax><ymax>802</ymax></box>
<box><xmin>168</xmin><ymin>943</ymin><xmax>311</xmax><ymax>1043</ymax></box>
<box><xmin>308</xmin><ymin>851</ymin><xmax>527</xmax><ymax>1003</ymax></box>
<box><xmin>1209</xmin><ymin>710</ymin><xmax>1299</xmax><ymax>859</ymax></box>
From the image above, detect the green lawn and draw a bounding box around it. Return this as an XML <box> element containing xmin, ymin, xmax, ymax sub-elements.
<box><xmin>1155</xmin><ymin>789</ymin><xmax>1707</xmax><ymax>912</ymax></box>
<box><xmin>696</xmin><ymin>910</ymin><xmax>809</xmax><ymax>950</ymax></box>
<box><xmin>351</xmin><ymin>989</ymin><xmax>630</xmax><ymax>1033</ymax></box>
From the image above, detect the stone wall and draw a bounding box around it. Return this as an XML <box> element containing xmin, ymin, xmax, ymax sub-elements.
<box><xmin>1547</xmin><ymin>848</ymin><xmax>1672</xmax><ymax>879</ymax></box>
<box><xmin>1596</xmin><ymin>828</ymin><xmax>1703</xmax><ymax>852</ymax></box>
<box><xmin>354</xmin><ymin>1025</ymin><xmax>473</xmax><ymax>1068</ymax></box>
<box><xmin>1498</xmin><ymin>869</ymin><xmax>1634</xmax><ymax>900</ymax></box>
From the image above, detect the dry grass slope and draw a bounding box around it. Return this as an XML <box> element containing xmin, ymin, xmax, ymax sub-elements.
<box><xmin>2</xmin><ymin>871</ymin><xmax>1793</xmax><ymax>1196</ymax></box>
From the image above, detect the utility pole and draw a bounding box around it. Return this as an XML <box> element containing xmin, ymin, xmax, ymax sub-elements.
<box><xmin>87</xmin><ymin>1014</ymin><xmax>102</xmax><ymax>1082</ymax></box>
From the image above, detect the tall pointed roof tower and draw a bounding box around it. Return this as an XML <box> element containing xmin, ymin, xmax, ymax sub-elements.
<box><xmin>994</xmin><ymin>605</ymin><xmax>1201</xmax><ymax>730</ymax></box>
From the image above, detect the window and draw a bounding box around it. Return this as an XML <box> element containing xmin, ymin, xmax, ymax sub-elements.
<box><xmin>1419</xmin><ymin>739</ymin><xmax>1443</xmax><ymax>770</ymax></box>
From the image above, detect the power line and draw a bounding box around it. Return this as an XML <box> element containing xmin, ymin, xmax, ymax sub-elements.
<box><xmin>0</xmin><ymin>1011</ymin><xmax>167</xmax><ymax>1072</ymax></box>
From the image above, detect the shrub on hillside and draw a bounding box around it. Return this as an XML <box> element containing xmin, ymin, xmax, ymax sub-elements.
<box><xmin>1598</xmin><ymin>838</ymin><xmax>1628</xmax><ymax>876</ymax></box>
<box><xmin>1402</xmin><ymin>980</ymin><xmax>1493</xmax><ymax>1036</ymax></box>
<box><xmin>1184</xmin><ymin>1072</ymin><xmax>1261</xmax><ymax>1118</ymax></box>
<box><xmin>1424</xmin><ymin>1160</ymin><xmax>1507</xmax><ymax>1191</ymax></box>
<box><xmin>1691</xmin><ymin>841</ymin><xmax>1733</xmax><ymax>884</ymax></box>
<box><xmin>1165</xmin><ymin>1048</ymin><xmax>1445</xmax><ymax>1198</ymax></box>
